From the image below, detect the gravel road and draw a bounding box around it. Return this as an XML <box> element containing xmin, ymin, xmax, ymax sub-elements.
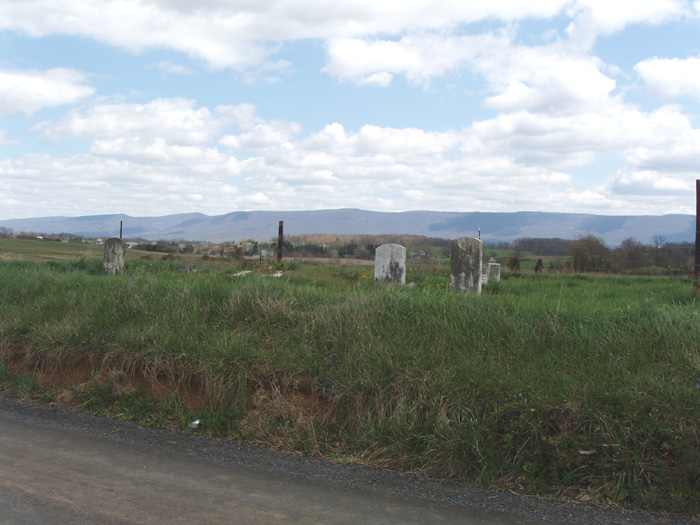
<box><xmin>0</xmin><ymin>396</ymin><xmax>695</xmax><ymax>524</ymax></box>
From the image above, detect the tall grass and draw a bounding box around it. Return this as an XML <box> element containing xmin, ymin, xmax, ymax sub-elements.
<box><xmin>1</xmin><ymin>259</ymin><xmax>699</xmax><ymax>512</ymax></box>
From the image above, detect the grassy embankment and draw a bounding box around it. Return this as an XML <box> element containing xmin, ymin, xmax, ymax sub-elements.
<box><xmin>0</xmin><ymin>250</ymin><xmax>699</xmax><ymax>514</ymax></box>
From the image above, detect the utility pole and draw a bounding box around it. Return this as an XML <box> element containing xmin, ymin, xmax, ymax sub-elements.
<box><xmin>694</xmin><ymin>181</ymin><xmax>700</xmax><ymax>295</ymax></box>
<box><xmin>277</xmin><ymin>220</ymin><xmax>284</xmax><ymax>263</ymax></box>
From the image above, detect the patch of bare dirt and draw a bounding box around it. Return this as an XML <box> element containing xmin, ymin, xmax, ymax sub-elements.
<box><xmin>2</xmin><ymin>345</ymin><xmax>330</xmax><ymax>429</ymax></box>
<box><xmin>3</xmin><ymin>346</ymin><xmax>211</xmax><ymax>411</ymax></box>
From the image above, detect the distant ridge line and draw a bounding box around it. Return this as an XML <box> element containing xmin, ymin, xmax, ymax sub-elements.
<box><xmin>0</xmin><ymin>209</ymin><xmax>693</xmax><ymax>245</ymax></box>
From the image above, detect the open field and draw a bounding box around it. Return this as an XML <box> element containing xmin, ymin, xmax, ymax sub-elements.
<box><xmin>1</xmin><ymin>239</ymin><xmax>699</xmax><ymax>515</ymax></box>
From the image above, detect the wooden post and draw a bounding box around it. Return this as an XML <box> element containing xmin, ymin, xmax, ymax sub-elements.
<box><xmin>277</xmin><ymin>220</ymin><xmax>284</xmax><ymax>263</ymax></box>
<box><xmin>694</xmin><ymin>181</ymin><xmax>700</xmax><ymax>295</ymax></box>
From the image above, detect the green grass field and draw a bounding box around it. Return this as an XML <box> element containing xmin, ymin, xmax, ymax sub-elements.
<box><xmin>1</xmin><ymin>241</ymin><xmax>699</xmax><ymax>514</ymax></box>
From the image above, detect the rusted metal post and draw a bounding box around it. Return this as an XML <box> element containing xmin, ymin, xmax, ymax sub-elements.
<box><xmin>277</xmin><ymin>220</ymin><xmax>284</xmax><ymax>263</ymax></box>
<box><xmin>694</xmin><ymin>181</ymin><xmax>700</xmax><ymax>295</ymax></box>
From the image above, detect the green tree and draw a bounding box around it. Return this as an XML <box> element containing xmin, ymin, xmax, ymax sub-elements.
<box><xmin>569</xmin><ymin>235</ymin><xmax>609</xmax><ymax>272</ymax></box>
<box><xmin>569</xmin><ymin>241</ymin><xmax>591</xmax><ymax>271</ymax></box>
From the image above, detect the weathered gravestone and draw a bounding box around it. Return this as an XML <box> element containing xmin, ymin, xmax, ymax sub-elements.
<box><xmin>374</xmin><ymin>243</ymin><xmax>406</xmax><ymax>285</ymax></box>
<box><xmin>487</xmin><ymin>262</ymin><xmax>501</xmax><ymax>282</ymax></box>
<box><xmin>481</xmin><ymin>257</ymin><xmax>501</xmax><ymax>283</ymax></box>
<box><xmin>450</xmin><ymin>237</ymin><xmax>483</xmax><ymax>294</ymax></box>
<box><xmin>103</xmin><ymin>237</ymin><xmax>126</xmax><ymax>275</ymax></box>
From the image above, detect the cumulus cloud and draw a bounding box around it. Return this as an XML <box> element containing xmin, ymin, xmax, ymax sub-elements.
<box><xmin>323</xmin><ymin>24</ymin><xmax>619</xmax><ymax>117</ymax></box>
<box><xmin>45</xmin><ymin>98</ymin><xmax>222</xmax><ymax>144</ymax></box>
<box><xmin>220</xmin><ymin>120</ymin><xmax>302</xmax><ymax>151</ymax></box>
<box><xmin>567</xmin><ymin>0</ymin><xmax>691</xmax><ymax>35</ymax></box>
<box><xmin>1</xmin><ymin>0</ymin><xmax>693</xmax><ymax>75</ymax></box>
<box><xmin>635</xmin><ymin>56</ymin><xmax>700</xmax><ymax>101</ymax></box>
<box><xmin>478</xmin><ymin>43</ymin><xmax>617</xmax><ymax>116</ymax></box>
<box><xmin>0</xmin><ymin>152</ymin><xmax>246</xmax><ymax>219</ymax></box>
<box><xmin>323</xmin><ymin>32</ymin><xmax>503</xmax><ymax>87</ymax></box>
<box><xmin>0</xmin><ymin>68</ymin><xmax>94</xmax><ymax>116</ymax></box>
<box><xmin>607</xmin><ymin>169</ymin><xmax>693</xmax><ymax>196</ymax></box>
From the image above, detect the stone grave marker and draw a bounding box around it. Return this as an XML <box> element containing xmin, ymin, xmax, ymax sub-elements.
<box><xmin>450</xmin><ymin>237</ymin><xmax>483</xmax><ymax>294</ymax></box>
<box><xmin>488</xmin><ymin>262</ymin><xmax>501</xmax><ymax>282</ymax></box>
<box><xmin>374</xmin><ymin>243</ymin><xmax>406</xmax><ymax>285</ymax></box>
<box><xmin>103</xmin><ymin>237</ymin><xmax>126</xmax><ymax>275</ymax></box>
<box><xmin>482</xmin><ymin>257</ymin><xmax>501</xmax><ymax>283</ymax></box>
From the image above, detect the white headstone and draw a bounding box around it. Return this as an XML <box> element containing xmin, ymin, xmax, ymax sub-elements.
<box><xmin>450</xmin><ymin>237</ymin><xmax>483</xmax><ymax>294</ymax></box>
<box><xmin>374</xmin><ymin>244</ymin><xmax>406</xmax><ymax>285</ymax></box>
<box><xmin>488</xmin><ymin>262</ymin><xmax>501</xmax><ymax>282</ymax></box>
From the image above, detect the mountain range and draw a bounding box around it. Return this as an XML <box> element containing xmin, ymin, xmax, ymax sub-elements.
<box><xmin>0</xmin><ymin>209</ymin><xmax>694</xmax><ymax>246</ymax></box>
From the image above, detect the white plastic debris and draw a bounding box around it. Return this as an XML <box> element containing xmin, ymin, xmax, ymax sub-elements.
<box><xmin>188</xmin><ymin>419</ymin><xmax>201</xmax><ymax>429</ymax></box>
<box><xmin>233</xmin><ymin>271</ymin><xmax>252</xmax><ymax>277</ymax></box>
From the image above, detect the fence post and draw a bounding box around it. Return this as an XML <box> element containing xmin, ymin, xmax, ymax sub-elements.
<box><xmin>277</xmin><ymin>220</ymin><xmax>284</xmax><ymax>263</ymax></box>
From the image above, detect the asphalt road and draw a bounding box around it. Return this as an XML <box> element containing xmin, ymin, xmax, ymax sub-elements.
<box><xmin>0</xmin><ymin>397</ymin><xmax>693</xmax><ymax>524</ymax></box>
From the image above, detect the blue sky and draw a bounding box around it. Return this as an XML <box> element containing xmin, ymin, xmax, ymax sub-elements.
<box><xmin>1</xmin><ymin>0</ymin><xmax>699</xmax><ymax>220</ymax></box>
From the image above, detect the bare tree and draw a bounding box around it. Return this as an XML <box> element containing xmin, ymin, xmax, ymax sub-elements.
<box><xmin>619</xmin><ymin>237</ymin><xmax>647</xmax><ymax>269</ymax></box>
<box><xmin>651</xmin><ymin>235</ymin><xmax>670</xmax><ymax>267</ymax></box>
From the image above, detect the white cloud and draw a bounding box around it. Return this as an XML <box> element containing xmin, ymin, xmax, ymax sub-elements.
<box><xmin>220</xmin><ymin>120</ymin><xmax>302</xmax><ymax>150</ymax></box>
<box><xmin>149</xmin><ymin>61</ymin><xmax>195</xmax><ymax>75</ymax></box>
<box><xmin>567</xmin><ymin>0</ymin><xmax>691</xmax><ymax>35</ymax></box>
<box><xmin>0</xmin><ymin>68</ymin><xmax>94</xmax><ymax>116</ymax></box>
<box><xmin>44</xmin><ymin>98</ymin><xmax>240</xmax><ymax>148</ymax></box>
<box><xmin>479</xmin><ymin>45</ymin><xmax>616</xmax><ymax>115</ymax></box>
<box><xmin>0</xmin><ymin>153</ymin><xmax>246</xmax><ymax>219</ymax></box>
<box><xmin>1</xmin><ymin>0</ymin><xmax>693</xmax><ymax>73</ymax></box>
<box><xmin>635</xmin><ymin>56</ymin><xmax>700</xmax><ymax>101</ymax></box>
<box><xmin>323</xmin><ymin>27</ymin><xmax>620</xmax><ymax>117</ymax></box>
<box><xmin>469</xmin><ymin>98</ymin><xmax>700</xmax><ymax>185</ymax></box>
<box><xmin>323</xmin><ymin>32</ymin><xmax>502</xmax><ymax>87</ymax></box>
<box><xmin>607</xmin><ymin>169</ymin><xmax>693</xmax><ymax>196</ymax></box>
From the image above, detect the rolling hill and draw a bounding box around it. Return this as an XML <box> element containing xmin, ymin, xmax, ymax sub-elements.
<box><xmin>0</xmin><ymin>209</ymin><xmax>694</xmax><ymax>246</ymax></box>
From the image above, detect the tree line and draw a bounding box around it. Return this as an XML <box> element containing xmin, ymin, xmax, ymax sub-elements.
<box><xmin>493</xmin><ymin>235</ymin><xmax>693</xmax><ymax>273</ymax></box>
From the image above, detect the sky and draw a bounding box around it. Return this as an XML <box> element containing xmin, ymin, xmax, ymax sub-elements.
<box><xmin>1</xmin><ymin>1</ymin><xmax>700</xmax><ymax>220</ymax></box>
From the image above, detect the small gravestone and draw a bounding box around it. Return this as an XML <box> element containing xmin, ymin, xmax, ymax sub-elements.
<box><xmin>374</xmin><ymin>244</ymin><xmax>406</xmax><ymax>285</ymax></box>
<box><xmin>103</xmin><ymin>237</ymin><xmax>126</xmax><ymax>275</ymax></box>
<box><xmin>488</xmin><ymin>262</ymin><xmax>501</xmax><ymax>282</ymax></box>
<box><xmin>450</xmin><ymin>237</ymin><xmax>483</xmax><ymax>294</ymax></box>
